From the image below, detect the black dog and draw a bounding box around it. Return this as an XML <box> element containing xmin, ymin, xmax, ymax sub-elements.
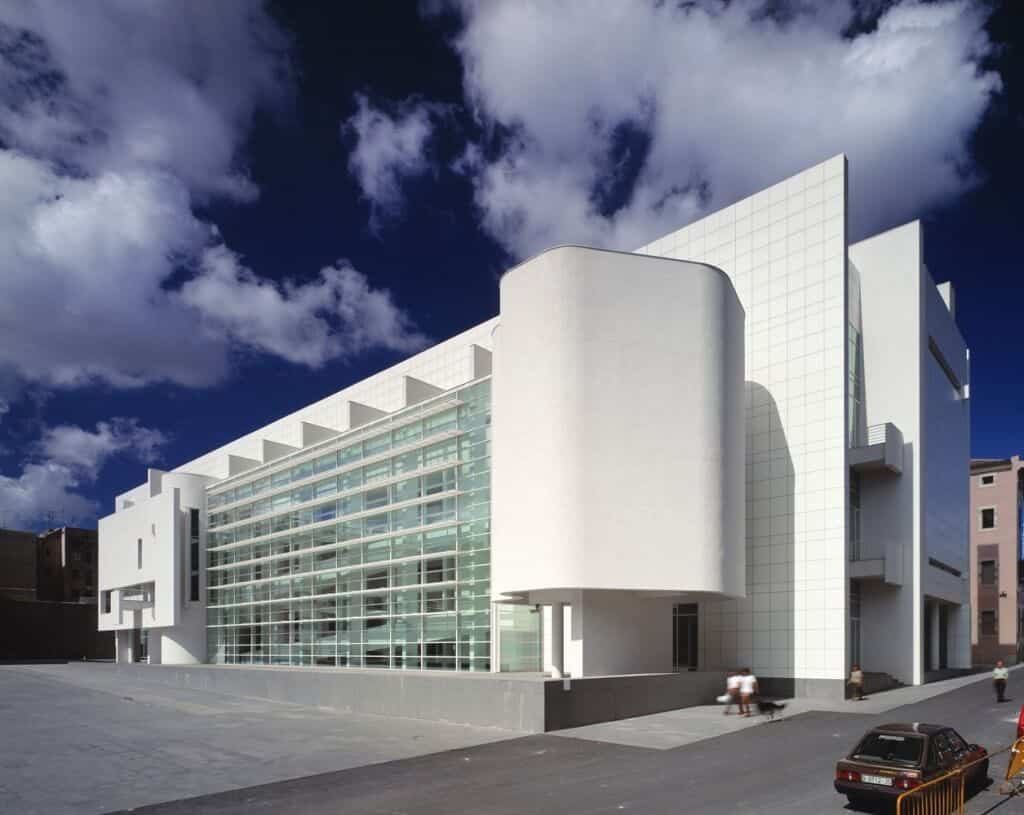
<box><xmin>756</xmin><ymin>699</ymin><xmax>786</xmax><ymax>720</ymax></box>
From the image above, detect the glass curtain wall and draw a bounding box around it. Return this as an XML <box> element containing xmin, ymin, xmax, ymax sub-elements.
<box><xmin>205</xmin><ymin>379</ymin><xmax>495</xmax><ymax>671</ymax></box>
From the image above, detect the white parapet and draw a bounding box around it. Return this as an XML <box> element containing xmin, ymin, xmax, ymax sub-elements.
<box><xmin>491</xmin><ymin>245</ymin><xmax>746</xmax><ymax>602</ymax></box>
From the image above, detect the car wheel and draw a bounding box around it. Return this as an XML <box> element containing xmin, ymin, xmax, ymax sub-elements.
<box><xmin>971</xmin><ymin>760</ymin><xmax>990</xmax><ymax>793</ymax></box>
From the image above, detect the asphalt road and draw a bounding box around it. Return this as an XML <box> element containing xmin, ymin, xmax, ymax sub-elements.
<box><xmin>112</xmin><ymin>677</ymin><xmax>1022</xmax><ymax>815</ymax></box>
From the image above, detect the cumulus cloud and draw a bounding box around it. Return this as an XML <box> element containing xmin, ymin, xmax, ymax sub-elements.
<box><xmin>181</xmin><ymin>246</ymin><xmax>429</xmax><ymax>365</ymax></box>
<box><xmin>37</xmin><ymin>418</ymin><xmax>167</xmax><ymax>473</ymax></box>
<box><xmin>0</xmin><ymin>418</ymin><xmax>167</xmax><ymax>529</ymax></box>
<box><xmin>441</xmin><ymin>0</ymin><xmax>1001</xmax><ymax>256</ymax></box>
<box><xmin>0</xmin><ymin>0</ymin><xmax>287</xmax><ymax>202</ymax></box>
<box><xmin>344</xmin><ymin>93</ymin><xmax>443</xmax><ymax>230</ymax></box>
<box><xmin>0</xmin><ymin>1</ymin><xmax>427</xmax><ymax>395</ymax></box>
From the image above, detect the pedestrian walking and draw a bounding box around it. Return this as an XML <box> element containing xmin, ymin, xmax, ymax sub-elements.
<box><xmin>848</xmin><ymin>664</ymin><xmax>865</xmax><ymax>701</ymax></box>
<box><xmin>739</xmin><ymin>668</ymin><xmax>758</xmax><ymax>717</ymax></box>
<box><xmin>994</xmin><ymin>659</ymin><xmax>1009</xmax><ymax>703</ymax></box>
<box><xmin>723</xmin><ymin>670</ymin><xmax>741</xmax><ymax>715</ymax></box>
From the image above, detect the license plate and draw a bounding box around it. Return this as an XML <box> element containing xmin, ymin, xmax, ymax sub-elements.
<box><xmin>861</xmin><ymin>774</ymin><xmax>893</xmax><ymax>786</ymax></box>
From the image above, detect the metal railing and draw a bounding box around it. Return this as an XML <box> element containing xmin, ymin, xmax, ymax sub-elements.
<box><xmin>896</xmin><ymin>743</ymin><xmax>1013</xmax><ymax>815</ymax></box>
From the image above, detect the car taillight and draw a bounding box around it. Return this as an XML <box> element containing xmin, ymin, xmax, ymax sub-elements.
<box><xmin>1017</xmin><ymin>705</ymin><xmax>1024</xmax><ymax>739</ymax></box>
<box><xmin>895</xmin><ymin>774</ymin><xmax>921</xmax><ymax>790</ymax></box>
<box><xmin>836</xmin><ymin>768</ymin><xmax>861</xmax><ymax>783</ymax></box>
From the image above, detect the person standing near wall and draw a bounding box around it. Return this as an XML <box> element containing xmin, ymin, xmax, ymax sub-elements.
<box><xmin>723</xmin><ymin>670</ymin><xmax>741</xmax><ymax>715</ymax></box>
<box><xmin>848</xmin><ymin>664</ymin><xmax>864</xmax><ymax>701</ymax></box>
<box><xmin>994</xmin><ymin>660</ymin><xmax>1009</xmax><ymax>703</ymax></box>
<box><xmin>738</xmin><ymin>668</ymin><xmax>758</xmax><ymax>717</ymax></box>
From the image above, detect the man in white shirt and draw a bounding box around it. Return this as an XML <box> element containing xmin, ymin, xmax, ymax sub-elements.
<box><xmin>994</xmin><ymin>659</ymin><xmax>1009</xmax><ymax>702</ymax></box>
<box><xmin>724</xmin><ymin>671</ymin><xmax>741</xmax><ymax>715</ymax></box>
<box><xmin>739</xmin><ymin>668</ymin><xmax>758</xmax><ymax>717</ymax></box>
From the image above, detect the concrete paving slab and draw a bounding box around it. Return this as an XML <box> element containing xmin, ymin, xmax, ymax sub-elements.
<box><xmin>552</xmin><ymin>665</ymin><xmax>1024</xmax><ymax>750</ymax></box>
<box><xmin>0</xmin><ymin>664</ymin><xmax>520</xmax><ymax>815</ymax></box>
<box><xmin>103</xmin><ymin>675</ymin><xmax>1022</xmax><ymax>815</ymax></box>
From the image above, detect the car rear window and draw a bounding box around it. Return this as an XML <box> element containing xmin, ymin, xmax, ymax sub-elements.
<box><xmin>853</xmin><ymin>733</ymin><xmax>924</xmax><ymax>766</ymax></box>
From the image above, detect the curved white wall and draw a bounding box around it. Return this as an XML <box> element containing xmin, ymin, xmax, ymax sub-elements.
<box><xmin>492</xmin><ymin>246</ymin><xmax>745</xmax><ymax>600</ymax></box>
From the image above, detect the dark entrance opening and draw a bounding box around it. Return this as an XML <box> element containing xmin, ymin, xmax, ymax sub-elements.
<box><xmin>939</xmin><ymin>604</ymin><xmax>949</xmax><ymax>670</ymax></box>
<box><xmin>673</xmin><ymin>603</ymin><xmax>698</xmax><ymax>671</ymax></box>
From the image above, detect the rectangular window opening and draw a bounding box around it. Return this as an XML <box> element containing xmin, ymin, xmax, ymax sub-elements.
<box><xmin>980</xmin><ymin>507</ymin><xmax>996</xmax><ymax>530</ymax></box>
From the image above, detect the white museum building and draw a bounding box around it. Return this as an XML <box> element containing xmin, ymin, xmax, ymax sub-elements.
<box><xmin>98</xmin><ymin>155</ymin><xmax>971</xmax><ymax>699</ymax></box>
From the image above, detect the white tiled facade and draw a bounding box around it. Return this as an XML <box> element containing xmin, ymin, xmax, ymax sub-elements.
<box><xmin>98</xmin><ymin>155</ymin><xmax>970</xmax><ymax>697</ymax></box>
<box><xmin>637</xmin><ymin>156</ymin><xmax>849</xmax><ymax>688</ymax></box>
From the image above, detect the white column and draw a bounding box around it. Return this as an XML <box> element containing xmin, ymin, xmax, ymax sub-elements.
<box><xmin>115</xmin><ymin>630</ymin><xmax>128</xmax><ymax>663</ymax></box>
<box><xmin>549</xmin><ymin>602</ymin><xmax>564</xmax><ymax>679</ymax></box>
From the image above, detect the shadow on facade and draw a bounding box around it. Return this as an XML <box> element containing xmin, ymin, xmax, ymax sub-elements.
<box><xmin>744</xmin><ymin>382</ymin><xmax>796</xmax><ymax>700</ymax></box>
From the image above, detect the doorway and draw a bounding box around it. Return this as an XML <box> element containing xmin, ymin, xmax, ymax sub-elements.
<box><xmin>131</xmin><ymin>628</ymin><xmax>149</xmax><ymax>663</ymax></box>
<box><xmin>938</xmin><ymin>604</ymin><xmax>949</xmax><ymax>670</ymax></box>
<box><xmin>673</xmin><ymin>603</ymin><xmax>698</xmax><ymax>671</ymax></box>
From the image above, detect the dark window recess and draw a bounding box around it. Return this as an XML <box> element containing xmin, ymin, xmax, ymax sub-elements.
<box><xmin>980</xmin><ymin>560</ymin><xmax>997</xmax><ymax>586</ymax></box>
<box><xmin>981</xmin><ymin>508</ymin><xmax>996</xmax><ymax>529</ymax></box>
<box><xmin>101</xmin><ymin>591</ymin><xmax>111</xmax><ymax>614</ymax></box>
<box><xmin>189</xmin><ymin>508</ymin><xmax>200</xmax><ymax>601</ymax></box>
<box><xmin>981</xmin><ymin>474</ymin><xmax>995</xmax><ymax>486</ymax></box>
<box><xmin>981</xmin><ymin>611</ymin><xmax>997</xmax><ymax>636</ymax></box>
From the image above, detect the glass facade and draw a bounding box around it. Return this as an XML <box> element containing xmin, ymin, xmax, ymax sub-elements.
<box><xmin>205</xmin><ymin>379</ymin><xmax>496</xmax><ymax>671</ymax></box>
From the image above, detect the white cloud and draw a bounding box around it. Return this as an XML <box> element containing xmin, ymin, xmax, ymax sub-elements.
<box><xmin>442</xmin><ymin>0</ymin><xmax>1001</xmax><ymax>256</ymax></box>
<box><xmin>344</xmin><ymin>93</ymin><xmax>441</xmax><ymax>229</ymax></box>
<box><xmin>0</xmin><ymin>418</ymin><xmax>167</xmax><ymax>529</ymax></box>
<box><xmin>37</xmin><ymin>418</ymin><xmax>167</xmax><ymax>473</ymax></box>
<box><xmin>0</xmin><ymin>462</ymin><xmax>97</xmax><ymax>530</ymax></box>
<box><xmin>0</xmin><ymin>0</ymin><xmax>287</xmax><ymax>203</ymax></box>
<box><xmin>181</xmin><ymin>245</ymin><xmax>429</xmax><ymax>366</ymax></box>
<box><xmin>0</xmin><ymin>1</ymin><xmax>427</xmax><ymax>395</ymax></box>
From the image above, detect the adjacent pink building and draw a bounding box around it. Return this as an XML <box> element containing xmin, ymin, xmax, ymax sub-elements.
<box><xmin>970</xmin><ymin>456</ymin><xmax>1024</xmax><ymax>665</ymax></box>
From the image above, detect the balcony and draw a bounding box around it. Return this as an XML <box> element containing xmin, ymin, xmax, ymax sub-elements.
<box><xmin>849</xmin><ymin>422</ymin><xmax>903</xmax><ymax>474</ymax></box>
<box><xmin>849</xmin><ymin>539</ymin><xmax>903</xmax><ymax>586</ymax></box>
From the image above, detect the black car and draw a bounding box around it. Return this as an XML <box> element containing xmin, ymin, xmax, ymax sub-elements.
<box><xmin>834</xmin><ymin>723</ymin><xmax>988</xmax><ymax>810</ymax></box>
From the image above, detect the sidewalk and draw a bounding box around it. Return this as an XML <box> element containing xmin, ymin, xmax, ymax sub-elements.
<box><xmin>552</xmin><ymin>666</ymin><xmax>1023</xmax><ymax>750</ymax></box>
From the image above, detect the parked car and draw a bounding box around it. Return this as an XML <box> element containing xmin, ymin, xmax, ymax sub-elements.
<box><xmin>834</xmin><ymin>723</ymin><xmax>988</xmax><ymax>810</ymax></box>
<box><xmin>1017</xmin><ymin>704</ymin><xmax>1024</xmax><ymax>739</ymax></box>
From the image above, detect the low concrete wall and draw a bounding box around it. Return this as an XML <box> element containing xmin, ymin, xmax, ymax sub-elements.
<box><xmin>73</xmin><ymin>664</ymin><xmax>726</xmax><ymax>732</ymax></box>
<box><xmin>101</xmin><ymin>663</ymin><xmax>547</xmax><ymax>732</ymax></box>
<box><xmin>544</xmin><ymin>671</ymin><xmax>724</xmax><ymax>730</ymax></box>
<box><xmin>758</xmin><ymin>676</ymin><xmax>846</xmax><ymax>701</ymax></box>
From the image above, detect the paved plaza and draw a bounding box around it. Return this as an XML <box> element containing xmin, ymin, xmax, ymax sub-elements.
<box><xmin>0</xmin><ymin>664</ymin><xmax>517</xmax><ymax>815</ymax></box>
<box><xmin>0</xmin><ymin>663</ymin><xmax>1020</xmax><ymax>815</ymax></box>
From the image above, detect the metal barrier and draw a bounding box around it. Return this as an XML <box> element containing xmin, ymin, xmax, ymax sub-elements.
<box><xmin>896</xmin><ymin>744</ymin><xmax>1012</xmax><ymax>815</ymax></box>
<box><xmin>1001</xmin><ymin>737</ymin><xmax>1024</xmax><ymax>796</ymax></box>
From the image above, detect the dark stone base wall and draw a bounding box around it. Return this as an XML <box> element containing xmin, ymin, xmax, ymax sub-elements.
<box><xmin>757</xmin><ymin>676</ymin><xmax>846</xmax><ymax>701</ymax></box>
<box><xmin>544</xmin><ymin>672</ymin><xmax>725</xmax><ymax>730</ymax></box>
<box><xmin>972</xmin><ymin>641</ymin><xmax>1018</xmax><ymax>667</ymax></box>
<box><xmin>0</xmin><ymin>597</ymin><xmax>113</xmax><ymax>661</ymax></box>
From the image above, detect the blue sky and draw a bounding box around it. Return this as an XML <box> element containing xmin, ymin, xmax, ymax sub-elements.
<box><xmin>0</xmin><ymin>0</ymin><xmax>1020</xmax><ymax>530</ymax></box>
